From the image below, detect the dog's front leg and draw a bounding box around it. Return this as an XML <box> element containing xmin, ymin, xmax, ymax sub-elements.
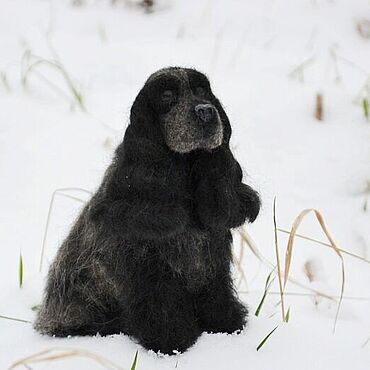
<box><xmin>192</xmin><ymin>148</ymin><xmax>260</xmax><ymax>230</ymax></box>
<box><xmin>124</xmin><ymin>259</ymin><xmax>201</xmax><ymax>354</ymax></box>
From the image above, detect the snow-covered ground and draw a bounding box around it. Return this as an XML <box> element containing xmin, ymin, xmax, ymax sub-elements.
<box><xmin>1</xmin><ymin>0</ymin><xmax>370</xmax><ymax>368</ymax></box>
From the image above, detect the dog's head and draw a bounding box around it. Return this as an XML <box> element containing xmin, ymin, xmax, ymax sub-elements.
<box><xmin>129</xmin><ymin>67</ymin><xmax>231</xmax><ymax>154</ymax></box>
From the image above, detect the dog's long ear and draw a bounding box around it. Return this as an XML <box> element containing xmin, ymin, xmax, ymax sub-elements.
<box><xmin>90</xmin><ymin>84</ymin><xmax>189</xmax><ymax>240</ymax></box>
<box><xmin>116</xmin><ymin>87</ymin><xmax>169</xmax><ymax>164</ymax></box>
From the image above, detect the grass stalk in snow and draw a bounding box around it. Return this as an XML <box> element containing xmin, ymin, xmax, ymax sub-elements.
<box><xmin>329</xmin><ymin>46</ymin><xmax>341</xmax><ymax>83</ymax></box>
<box><xmin>8</xmin><ymin>348</ymin><xmax>125</xmax><ymax>370</ymax></box>
<box><xmin>363</xmin><ymin>335</ymin><xmax>370</xmax><ymax>348</ymax></box>
<box><xmin>239</xmin><ymin>228</ymin><xmax>269</xmax><ymax>265</ymax></box>
<box><xmin>288</xmin><ymin>56</ymin><xmax>315</xmax><ymax>83</ymax></box>
<box><xmin>0</xmin><ymin>315</ymin><xmax>31</xmax><ymax>324</ymax></box>
<box><xmin>19</xmin><ymin>253</ymin><xmax>23</xmax><ymax>288</ymax></box>
<box><xmin>286</xmin><ymin>277</ymin><xmax>335</xmax><ymax>301</ymax></box>
<box><xmin>21</xmin><ymin>49</ymin><xmax>85</xmax><ymax>111</ymax></box>
<box><xmin>363</xmin><ymin>98</ymin><xmax>369</xmax><ymax>121</ymax></box>
<box><xmin>284</xmin><ymin>307</ymin><xmax>291</xmax><ymax>322</ymax></box>
<box><xmin>238</xmin><ymin>228</ymin><xmax>337</xmax><ymax>301</ymax></box>
<box><xmin>265</xmin><ymin>291</ymin><xmax>370</xmax><ymax>301</ymax></box>
<box><xmin>130</xmin><ymin>351</ymin><xmax>138</xmax><ymax>370</ymax></box>
<box><xmin>315</xmin><ymin>93</ymin><xmax>323</xmax><ymax>121</ymax></box>
<box><xmin>1</xmin><ymin>71</ymin><xmax>11</xmax><ymax>92</ymax></box>
<box><xmin>39</xmin><ymin>188</ymin><xmax>92</xmax><ymax>272</ymax></box>
<box><xmin>255</xmin><ymin>269</ymin><xmax>275</xmax><ymax>317</ymax></box>
<box><xmin>233</xmin><ymin>253</ymin><xmax>248</xmax><ymax>289</ymax></box>
<box><xmin>283</xmin><ymin>209</ymin><xmax>345</xmax><ymax>332</ymax></box>
<box><xmin>273</xmin><ymin>197</ymin><xmax>286</xmax><ymax>322</ymax></box>
<box><xmin>256</xmin><ymin>326</ymin><xmax>278</xmax><ymax>352</ymax></box>
<box><xmin>277</xmin><ymin>228</ymin><xmax>370</xmax><ymax>265</ymax></box>
<box><xmin>234</xmin><ymin>236</ymin><xmax>249</xmax><ymax>289</ymax></box>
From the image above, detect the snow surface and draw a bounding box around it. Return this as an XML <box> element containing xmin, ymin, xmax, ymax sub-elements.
<box><xmin>1</xmin><ymin>0</ymin><xmax>370</xmax><ymax>368</ymax></box>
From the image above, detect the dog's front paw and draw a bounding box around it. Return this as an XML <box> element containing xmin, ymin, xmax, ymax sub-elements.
<box><xmin>239</xmin><ymin>184</ymin><xmax>261</xmax><ymax>223</ymax></box>
<box><xmin>200</xmin><ymin>299</ymin><xmax>248</xmax><ymax>334</ymax></box>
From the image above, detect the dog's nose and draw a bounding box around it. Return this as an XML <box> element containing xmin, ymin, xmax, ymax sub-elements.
<box><xmin>195</xmin><ymin>104</ymin><xmax>215</xmax><ymax>123</ymax></box>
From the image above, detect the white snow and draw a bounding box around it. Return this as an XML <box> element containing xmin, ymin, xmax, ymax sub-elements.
<box><xmin>1</xmin><ymin>0</ymin><xmax>370</xmax><ymax>369</ymax></box>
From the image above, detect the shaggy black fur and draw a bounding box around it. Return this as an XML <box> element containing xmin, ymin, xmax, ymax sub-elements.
<box><xmin>35</xmin><ymin>67</ymin><xmax>261</xmax><ymax>354</ymax></box>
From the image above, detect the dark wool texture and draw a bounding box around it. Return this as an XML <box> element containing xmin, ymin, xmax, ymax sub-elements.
<box><xmin>34</xmin><ymin>67</ymin><xmax>261</xmax><ymax>355</ymax></box>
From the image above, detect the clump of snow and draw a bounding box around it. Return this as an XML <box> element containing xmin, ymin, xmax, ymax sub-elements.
<box><xmin>0</xmin><ymin>0</ymin><xmax>370</xmax><ymax>369</ymax></box>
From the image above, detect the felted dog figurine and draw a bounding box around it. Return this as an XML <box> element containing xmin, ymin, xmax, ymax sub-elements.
<box><xmin>35</xmin><ymin>67</ymin><xmax>261</xmax><ymax>354</ymax></box>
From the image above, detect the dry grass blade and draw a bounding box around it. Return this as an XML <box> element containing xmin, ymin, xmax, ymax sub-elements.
<box><xmin>238</xmin><ymin>228</ymin><xmax>268</xmax><ymax>265</ymax></box>
<box><xmin>283</xmin><ymin>209</ymin><xmax>345</xmax><ymax>332</ymax></box>
<box><xmin>0</xmin><ymin>315</ymin><xmax>31</xmax><ymax>324</ymax></box>
<box><xmin>289</xmin><ymin>56</ymin><xmax>315</xmax><ymax>83</ymax></box>
<box><xmin>357</xmin><ymin>19</ymin><xmax>370</xmax><ymax>39</ymax></box>
<box><xmin>240</xmin><ymin>290</ymin><xmax>370</xmax><ymax>306</ymax></box>
<box><xmin>273</xmin><ymin>198</ymin><xmax>286</xmax><ymax>322</ymax></box>
<box><xmin>237</xmin><ymin>234</ymin><xmax>245</xmax><ymax>264</ymax></box>
<box><xmin>278</xmin><ymin>228</ymin><xmax>370</xmax><ymax>265</ymax></box>
<box><xmin>286</xmin><ymin>277</ymin><xmax>336</xmax><ymax>301</ymax></box>
<box><xmin>8</xmin><ymin>348</ymin><xmax>125</xmax><ymax>370</ymax></box>
<box><xmin>238</xmin><ymin>228</ymin><xmax>336</xmax><ymax>300</ymax></box>
<box><xmin>233</xmin><ymin>250</ymin><xmax>248</xmax><ymax>289</ymax></box>
<box><xmin>39</xmin><ymin>188</ymin><xmax>92</xmax><ymax>272</ymax></box>
<box><xmin>315</xmin><ymin>93</ymin><xmax>323</xmax><ymax>121</ymax></box>
<box><xmin>234</xmin><ymin>232</ymin><xmax>253</xmax><ymax>289</ymax></box>
<box><xmin>266</xmin><ymin>291</ymin><xmax>370</xmax><ymax>301</ymax></box>
<box><xmin>235</xmin><ymin>228</ymin><xmax>266</xmax><ymax>289</ymax></box>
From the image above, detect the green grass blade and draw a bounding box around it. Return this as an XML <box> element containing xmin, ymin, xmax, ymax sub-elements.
<box><xmin>130</xmin><ymin>350</ymin><xmax>138</xmax><ymax>370</ymax></box>
<box><xmin>255</xmin><ymin>269</ymin><xmax>275</xmax><ymax>317</ymax></box>
<box><xmin>284</xmin><ymin>307</ymin><xmax>291</xmax><ymax>322</ymax></box>
<box><xmin>0</xmin><ymin>72</ymin><xmax>11</xmax><ymax>92</ymax></box>
<box><xmin>363</xmin><ymin>98</ymin><xmax>369</xmax><ymax>121</ymax></box>
<box><xmin>19</xmin><ymin>253</ymin><xmax>23</xmax><ymax>288</ymax></box>
<box><xmin>256</xmin><ymin>326</ymin><xmax>278</xmax><ymax>352</ymax></box>
<box><xmin>255</xmin><ymin>290</ymin><xmax>268</xmax><ymax>317</ymax></box>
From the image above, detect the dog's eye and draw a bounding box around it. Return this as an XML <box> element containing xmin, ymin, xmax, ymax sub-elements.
<box><xmin>195</xmin><ymin>86</ymin><xmax>206</xmax><ymax>97</ymax></box>
<box><xmin>161</xmin><ymin>90</ymin><xmax>175</xmax><ymax>105</ymax></box>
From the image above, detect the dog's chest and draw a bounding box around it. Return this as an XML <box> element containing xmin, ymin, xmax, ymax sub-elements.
<box><xmin>162</xmin><ymin>229</ymin><xmax>218</xmax><ymax>290</ymax></box>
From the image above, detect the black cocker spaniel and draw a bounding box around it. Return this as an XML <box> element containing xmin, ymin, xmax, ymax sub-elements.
<box><xmin>35</xmin><ymin>67</ymin><xmax>261</xmax><ymax>355</ymax></box>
